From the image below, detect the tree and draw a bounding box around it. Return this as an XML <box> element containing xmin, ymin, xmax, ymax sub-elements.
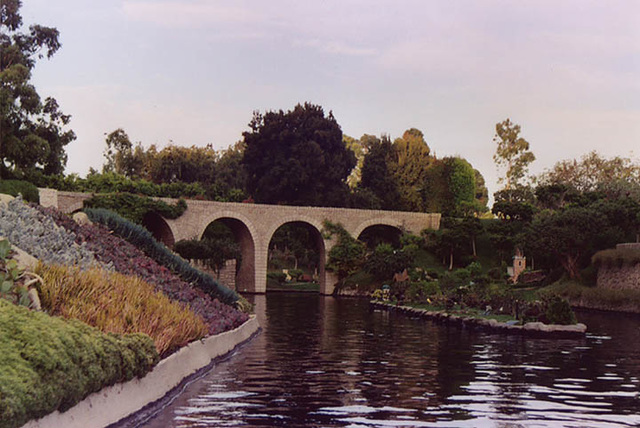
<box><xmin>357</xmin><ymin>134</ymin><xmax>400</xmax><ymax>210</ymax></box>
<box><xmin>343</xmin><ymin>134</ymin><xmax>366</xmax><ymax>188</ymax></box>
<box><xmin>537</xmin><ymin>151</ymin><xmax>640</xmax><ymax>194</ymax></box>
<box><xmin>242</xmin><ymin>103</ymin><xmax>356</xmax><ymax>207</ymax></box>
<box><xmin>323</xmin><ymin>221</ymin><xmax>366</xmax><ymax>280</ymax></box>
<box><xmin>0</xmin><ymin>0</ymin><xmax>75</xmax><ymax>177</ymax></box>
<box><xmin>493</xmin><ymin>119</ymin><xmax>535</xmax><ymax>194</ymax></box>
<box><xmin>422</xmin><ymin>156</ymin><xmax>483</xmax><ymax>217</ymax></box>
<box><xmin>390</xmin><ymin>128</ymin><xmax>433</xmax><ymax>211</ymax></box>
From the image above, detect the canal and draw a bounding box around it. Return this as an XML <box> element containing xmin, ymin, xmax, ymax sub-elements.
<box><xmin>142</xmin><ymin>293</ymin><xmax>640</xmax><ymax>427</ymax></box>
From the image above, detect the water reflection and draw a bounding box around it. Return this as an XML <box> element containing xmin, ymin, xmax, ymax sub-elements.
<box><xmin>142</xmin><ymin>294</ymin><xmax>640</xmax><ymax>427</ymax></box>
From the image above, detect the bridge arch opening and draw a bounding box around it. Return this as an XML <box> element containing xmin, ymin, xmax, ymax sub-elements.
<box><xmin>201</xmin><ymin>217</ymin><xmax>255</xmax><ymax>293</ymax></box>
<box><xmin>357</xmin><ymin>224</ymin><xmax>404</xmax><ymax>250</ymax></box>
<box><xmin>267</xmin><ymin>221</ymin><xmax>325</xmax><ymax>293</ymax></box>
<box><xmin>143</xmin><ymin>212</ymin><xmax>175</xmax><ymax>248</ymax></box>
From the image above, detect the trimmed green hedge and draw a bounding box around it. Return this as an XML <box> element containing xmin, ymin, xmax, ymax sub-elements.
<box><xmin>83</xmin><ymin>192</ymin><xmax>187</xmax><ymax>224</ymax></box>
<box><xmin>0</xmin><ymin>300</ymin><xmax>158</xmax><ymax>428</ymax></box>
<box><xmin>592</xmin><ymin>247</ymin><xmax>640</xmax><ymax>268</ymax></box>
<box><xmin>84</xmin><ymin>208</ymin><xmax>239</xmax><ymax>306</ymax></box>
<box><xmin>0</xmin><ymin>180</ymin><xmax>39</xmax><ymax>203</ymax></box>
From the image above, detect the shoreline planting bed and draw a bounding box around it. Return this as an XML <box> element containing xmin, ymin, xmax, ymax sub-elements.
<box><xmin>371</xmin><ymin>301</ymin><xmax>587</xmax><ymax>337</ymax></box>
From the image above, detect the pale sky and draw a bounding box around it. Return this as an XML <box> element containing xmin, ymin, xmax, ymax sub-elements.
<box><xmin>20</xmin><ymin>0</ymin><xmax>640</xmax><ymax>198</ymax></box>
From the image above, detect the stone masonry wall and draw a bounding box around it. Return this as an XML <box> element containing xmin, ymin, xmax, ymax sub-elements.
<box><xmin>597</xmin><ymin>264</ymin><xmax>640</xmax><ymax>290</ymax></box>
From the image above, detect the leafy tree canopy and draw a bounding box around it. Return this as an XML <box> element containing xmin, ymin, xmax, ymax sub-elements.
<box><xmin>242</xmin><ymin>103</ymin><xmax>356</xmax><ymax>207</ymax></box>
<box><xmin>0</xmin><ymin>0</ymin><xmax>75</xmax><ymax>177</ymax></box>
<box><xmin>537</xmin><ymin>151</ymin><xmax>640</xmax><ymax>195</ymax></box>
<box><xmin>493</xmin><ymin>118</ymin><xmax>535</xmax><ymax>194</ymax></box>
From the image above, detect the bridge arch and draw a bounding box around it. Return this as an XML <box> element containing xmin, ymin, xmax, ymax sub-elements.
<box><xmin>199</xmin><ymin>212</ymin><xmax>258</xmax><ymax>293</ymax></box>
<box><xmin>265</xmin><ymin>215</ymin><xmax>333</xmax><ymax>294</ymax></box>
<box><xmin>352</xmin><ymin>218</ymin><xmax>410</xmax><ymax>240</ymax></box>
<box><xmin>143</xmin><ymin>212</ymin><xmax>175</xmax><ymax>248</ymax></box>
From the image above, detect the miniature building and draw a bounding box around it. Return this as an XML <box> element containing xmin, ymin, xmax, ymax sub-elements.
<box><xmin>511</xmin><ymin>248</ymin><xmax>526</xmax><ymax>283</ymax></box>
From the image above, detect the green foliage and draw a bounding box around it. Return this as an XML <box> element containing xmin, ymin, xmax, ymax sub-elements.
<box><xmin>323</xmin><ymin>220</ymin><xmax>366</xmax><ymax>279</ymax></box>
<box><xmin>84</xmin><ymin>208</ymin><xmax>239</xmax><ymax>305</ymax></box>
<box><xmin>493</xmin><ymin>118</ymin><xmax>535</xmax><ymax>191</ymax></box>
<box><xmin>422</xmin><ymin>156</ymin><xmax>488</xmax><ymax>217</ymax></box>
<box><xmin>390</xmin><ymin>128</ymin><xmax>433</xmax><ymax>211</ymax></box>
<box><xmin>593</xmin><ymin>247</ymin><xmax>640</xmax><ymax>268</ymax></box>
<box><xmin>0</xmin><ymin>299</ymin><xmax>158</xmax><ymax>428</ymax></box>
<box><xmin>0</xmin><ymin>238</ymin><xmax>33</xmax><ymax>307</ymax></box>
<box><xmin>174</xmin><ymin>236</ymin><xmax>240</xmax><ymax>274</ymax></box>
<box><xmin>365</xmin><ymin>242</ymin><xmax>417</xmax><ymax>280</ymax></box>
<box><xmin>405</xmin><ymin>281</ymin><xmax>441</xmax><ymax>303</ymax></box>
<box><xmin>537</xmin><ymin>151</ymin><xmax>640</xmax><ymax>194</ymax></box>
<box><xmin>83</xmin><ymin>192</ymin><xmax>187</xmax><ymax>224</ymax></box>
<box><xmin>267</xmin><ymin>272</ymin><xmax>287</xmax><ymax>285</ymax></box>
<box><xmin>542</xmin><ymin>295</ymin><xmax>577</xmax><ymax>325</ymax></box>
<box><xmin>0</xmin><ymin>1</ymin><xmax>75</xmax><ymax>178</ymax></box>
<box><xmin>242</xmin><ymin>103</ymin><xmax>356</xmax><ymax>207</ymax></box>
<box><xmin>0</xmin><ymin>180</ymin><xmax>39</xmax><ymax>203</ymax></box>
<box><xmin>358</xmin><ymin>135</ymin><xmax>401</xmax><ymax>210</ymax></box>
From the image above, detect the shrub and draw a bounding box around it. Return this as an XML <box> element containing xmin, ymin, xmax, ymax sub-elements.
<box><xmin>35</xmin><ymin>205</ymin><xmax>249</xmax><ymax>333</ymax></box>
<box><xmin>405</xmin><ymin>281</ymin><xmax>441</xmax><ymax>303</ymax></box>
<box><xmin>542</xmin><ymin>295</ymin><xmax>577</xmax><ymax>325</ymax></box>
<box><xmin>37</xmin><ymin>264</ymin><xmax>209</xmax><ymax>357</ymax></box>
<box><xmin>84</xmin><ymin>208</ymin><xmax>239</xmax><ymax>306</ymax></box>
<box><xmin>267</xmin><ymin>272</ymin><xmax>287</xmax><ymax>284</ymax></box>
<box><xmin>0</xmin><ymin>197</ymin><xmax>96</xmax><ymax>268</ymax></box>
<box><xmin>83</xmin><ymin>192</ymin><xmax>187</xmax><ymax>224</ymax></box>
<box><xmin>0</xmin><ymin>179</ymin><xmax>39</xmax><ymax>203</ymax></box>
<box><xmin>0</xmin><ymin>300</ymin><xmax>158</xmax><ymax>428</ymax></box>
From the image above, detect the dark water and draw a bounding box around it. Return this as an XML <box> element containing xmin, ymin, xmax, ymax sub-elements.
<box><xmin>143</xmin><ymin>294</ymin><xmax>640</xmax><ymax>427</ymax></box>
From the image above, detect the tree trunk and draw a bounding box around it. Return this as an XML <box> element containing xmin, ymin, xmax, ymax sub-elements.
<box><xmin>471</xmin><ymin>237</ymin><xmax>477</xmax><ymax>257</ymax></box>
<box><xmin>449</xmin><ymin>247</ymin><xmax>454</xmax><ymax>271</ymax></box>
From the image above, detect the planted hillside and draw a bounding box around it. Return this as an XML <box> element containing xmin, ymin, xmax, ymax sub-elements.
<box><xmin>84</xmin><ymin>208</ymin><xmax>240</xmax><ymax>306</ymax></box>
<box><xmin>37</xmin><ymin>205</ymin><xmax>248</xmax><ymax>334</ymax></box>
<box><xmin>0</xmin><ymin>300</ymin><xmax>158</xmax><ymax>428</ymax></box>
<box><xmin>37</xmin><ymin>264</ymin><xmax>209</xmax><ymax>357</ymax></box>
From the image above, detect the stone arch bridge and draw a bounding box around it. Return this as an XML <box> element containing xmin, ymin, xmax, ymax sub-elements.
<box><xmin>40</xmin><ymin>189</ymin><xmax>440</xmax><ymax>295</ymax></box>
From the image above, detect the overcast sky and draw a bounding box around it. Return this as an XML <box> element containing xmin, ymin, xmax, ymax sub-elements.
<box><xmin>21</xmin><ymin>0</ymin><xmax>640</xmax><ymax>198</ymax></box>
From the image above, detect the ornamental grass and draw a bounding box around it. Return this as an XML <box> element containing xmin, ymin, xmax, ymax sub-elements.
<box><xmin>36</xmin><ymin>264</ymin><xmax>209</xmax><ymax>357</ymax></box>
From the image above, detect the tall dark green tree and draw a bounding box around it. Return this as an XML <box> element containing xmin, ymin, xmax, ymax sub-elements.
<box><xmin>242</xmin><ymin>103</ymin><xmax>355</xmax><ymax>207</ymax></box>
<box><xmin>357</xmin><ymin>134</ymin><xmax>401</xmax><ymax>210</ymax></box>
<box><xmin>390</xmin><ymin>128</ymin><xmax>433</xmax><ymax>211</ymax></box>
<box><xmin>0</xmin><ymin>0</ymin><xmax>75</xmax><ymax>177</ymax></box>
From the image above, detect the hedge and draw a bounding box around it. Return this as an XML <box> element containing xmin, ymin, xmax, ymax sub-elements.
<box><xmin>0</xmin><ymin>300</ymin><xmax>158</xmax><ymax>428</ymax></box>
<box><xmin>0</xmin><ymin>180</ymin><xmax>39</xmax><ymax>203</ymax></box>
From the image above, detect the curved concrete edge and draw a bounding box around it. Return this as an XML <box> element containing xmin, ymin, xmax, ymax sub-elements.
<box><xmin>22</xmin><ymin>316</ymin><xmax>260</xmax><ymax>428</ymax></box>
<box><xmin>372</xmin><ymin>302</ymin><xmax>587</xmax><ymax>337</ymax></box>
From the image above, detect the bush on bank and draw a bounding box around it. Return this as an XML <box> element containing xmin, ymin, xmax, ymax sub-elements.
<box><xmin>83</xmin><ymin>192</ymin><xmax>187</xmax><ymax>224</ymax></box>
<box><xmin>0</xmin><ymin>300</ymin><xmax>158</xmax><ymax>428</ymax></box>
<box><xmin>0</xmin><ymin>180</ymin><xmax>39</xmax><ymax>203</ymax></box>
<box><xmin>37</xmin><ymin>264</ymin><xmax>209</xmax><ymax>357</ymax></box>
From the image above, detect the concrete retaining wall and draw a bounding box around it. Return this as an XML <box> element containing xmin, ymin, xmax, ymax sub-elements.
<box><xmin>22</xmin><ymin>316</ymin><xmax>260</xmax><ymax>428</ymax></box>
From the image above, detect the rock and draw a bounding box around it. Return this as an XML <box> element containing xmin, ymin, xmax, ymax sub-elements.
<box><xmin>73</xmin><ymin>212</ymin><xmax>92</xmax><ymax>226</ymax></box>
<box><xmin>10</xmin><ymin>244</ymin><xmax>38</xmax><ymax>271</ymax></box>
<box><xmin>28</xmin><ymin>287</ymin><xmax>41</xmax><ymax>311</ymax></box>
<box><xmin>0</xmin><ymin>193</ymin><xmax>15</xmax><ymax>206</ymax></box>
